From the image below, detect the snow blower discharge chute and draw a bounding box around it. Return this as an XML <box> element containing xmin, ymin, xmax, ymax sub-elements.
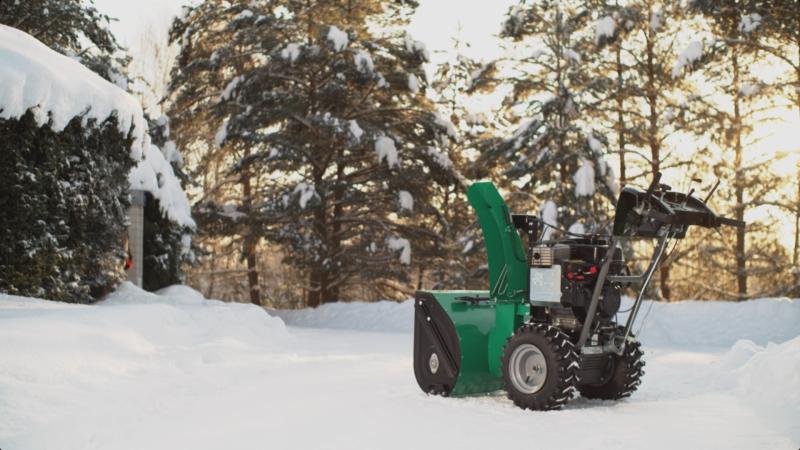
<box><xmin>413</xmin><ymin>174</ymin><xmax>744</xmax><ymax>410</ymax></box>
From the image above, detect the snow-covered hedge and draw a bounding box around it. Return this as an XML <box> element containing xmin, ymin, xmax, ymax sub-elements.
<box><xmin>0</xmin><ymin>25</ymin><xmax>194</xmax><ymax>302</ymax></box>
<box><xmin>0</xmin><ymin>110</ymin><xmax>135</xmax><ymax>302</ymax></box>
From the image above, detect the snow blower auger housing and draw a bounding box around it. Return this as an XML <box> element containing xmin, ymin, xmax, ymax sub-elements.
<box><xmin>413</xmin><ymin>174</ymin><xmax>744</xmax><ymax>410</ymax></box>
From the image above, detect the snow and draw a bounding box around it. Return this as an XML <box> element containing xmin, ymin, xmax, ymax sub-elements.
<box><xmin>0</xmin><ymin>25</ymin><xmax>193</xmax><ymax>228</ymax></box>
<box><xmin>596</xmin><ymin>16</ymin><xmax>616</xmax><ymax>43</ymax></box>
<box><xmin>326</xmin><ymin>26</ymin><xmax>349</xmax><ymax>52</ymax></box>
<box><xmin>293</xmin><ymin>182</ymin><xmax>317</xmax><ymax>209</ymax></box>
<box><xmin>386</xmin><ymin>236</ymin><xmax>411</xmax><ymax>264</ymax></box>
<box><xmin>398</xmin><ymin>190</ymin><xmax>414</xmax><ymax>212</ymax></box>
<box><xmin>348</xmin><ymin>119</ymin><xmax>364</xmax><ymax>142</ymax></box>
<box><xmin>404</xmin><ymin>33</ymin><xmax>431</xmax><ymax>61</ymax></box>
<box><xmin>214</xmin><ymin>119</ymin><xmax>228</xmax><ymax>148</ymax></box>
<box><xmin>564</xmin><ymin>48</ymin><xmax>581</xmax><ymax>64</ymax></box>
<box><xmin>434</xmin><ymin>113</ymin><xmax>458</xmax><ymax>141</ymax></box>
<box><xmin>375</xmin><ymin>135</ymin><xmax>399</xmax><ymax>168</ymax></box>
<box><xmin>568</xmin><ymin>222</ymin><xmax>586</xmax><ymax>235</ymax></box>
<box><xmin>739</xmin><ymin>13</ymin><xmax>762</xmax><ymax>33</ymax></box>
<box><xmin>650</xmin><ymin>9</ymin><xmax>663</xmax><ymax>31</ymax></box>
<box><xmin>573</xmin><ymin>159</ymin><xmax>596</xmax><ymax>197</ymax></box>
<box><xmin>407</xmin><ymin>73</ymin><xmax>420</xmax><ymax>94</ymax></box>
<box><xmin>0</xmin><ymin>286</ymin><xmax>798</xmax><ymax>449</ymax></box>
<box><xmin>587</xmin><ymin>132</ymin><xmax>602</xmax><ymax>152</ymax></box>
<box><xmin>508</xmin><ymin>118</ymin><xmax>535</xmax><ymax>149</ymax></box>
<box><xmin>280</xmin><ymin>43</ymin><xmax>301</xmax><ymax>63</ymax></box>
<box><xmin>353</xmin><ymin>50</ymin><xmax>374</xmax><ymax>73</ymax></box>
<box><xmin>672</xmin><ymin>41</ymin><xmax>703</xmax><ymax>78</ymax></box>
<box><xmin>727</xmin><ymin>337</ymin><xmax>800</xmax><ymax>441</ymax></box>
<box><xmin>540</xmin><ymin>200</ymin><xmax>558</xmax><ymax>239</ymax></box>
<box><xmin>739</xmin><ymin>82</ymin><xmax>760</xmax><ymax>97</ymax></box>
<box><xmin>234</xmin><ymin>9</ymin><xmax>253</xmax><ymax>21</ymax></box>
<box><xmin>129</xmin><ymin>144</ymin><xmax>196</xmax><ymax>228</ymax></box>
<box><xmin>0</xmin><ymin>25</ymin><xmax>148</xmax><ymax>160</ymax></box>
<box><xmin>219</xmin><ymin>75</ymin><xmax>243</xmax><ymax>102</ymax></box>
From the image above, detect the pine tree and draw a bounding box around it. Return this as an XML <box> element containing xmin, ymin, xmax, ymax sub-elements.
<box><xmin>423</xmin><ymin>37</ymin><xmax>493</xmax><ymax>290</ymax></box>
<box><xmin>688</xmin><ymin>0</ymin><xmax>786</xmax><ymax>299</ymax></box>
<box><xmin>141</xmin><ymin>116</ymin><xmax>196</xmax><ymax>291</ymax></box>
<box><xmin>0</xmin><ymin>0</ymin><xmax>129</xmax><ymax>85</ymax></box>
<box><xmin>479</xmin><ymin>1</ymin><xmax>619</xmax><ymax>237</ymax></box>
<box><xmin>167</xmin><ymin>0</ymin><xmax>462</xmax><ymax>306</ymax></box>
<box><xmin>590</xmin><ymin>1</ymin><xmax>705</xmax><ymax>299</ymax></box>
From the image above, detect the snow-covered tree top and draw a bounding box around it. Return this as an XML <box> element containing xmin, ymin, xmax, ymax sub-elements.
<box><xmin>0</xmin><ymin>25</ymin><xmax>194</xmax><ymax>228</ymax></box>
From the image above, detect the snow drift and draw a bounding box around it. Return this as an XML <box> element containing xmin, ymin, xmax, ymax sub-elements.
<box><xmin>278</xmin><ymin>296</ymin><xmax>800</xmax><ymax>347</ymax></box>
<box><xmin>719</xmin><ymin>337</ymin><xmax>800</xmax><ymax>443</ymax></box>
<box><xmin>1</xmin><ymin>287</ymin><xmax>797</xmax><ymax>449</ymax></box>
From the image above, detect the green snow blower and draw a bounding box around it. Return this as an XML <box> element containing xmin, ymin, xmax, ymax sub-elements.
<box><xmin>413</xmin><ymin>174</ymin><xmax>744</xmax><ymax>410</ymax></box>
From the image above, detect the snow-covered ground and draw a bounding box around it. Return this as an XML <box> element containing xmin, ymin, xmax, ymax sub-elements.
<box><xmin>1</xmin><ymin>284</ymin><xmax>798</xmax><ymax>450</ymax></box>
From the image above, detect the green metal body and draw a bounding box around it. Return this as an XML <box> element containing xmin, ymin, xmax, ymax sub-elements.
<box><xmin>419</xmin><ymin>182</ymin><xmax>532</xmax><ymax>395</ymax></box>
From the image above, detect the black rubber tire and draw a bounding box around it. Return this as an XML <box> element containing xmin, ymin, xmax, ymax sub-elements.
<box><xmin>579</xmin><ymin>340</ymin><xmax>645</xmax><ymax>400</ymax></box>
<box><xmin>501</xmin><ymin>323</ymin><xmax>580</xmax><ymax>410</ymax></box>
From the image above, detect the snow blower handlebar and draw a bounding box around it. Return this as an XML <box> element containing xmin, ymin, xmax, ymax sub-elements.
<box><xmin>578</xmin><ymin>172</ymin><xmax>745</xmax><ymax>353</ymax></box>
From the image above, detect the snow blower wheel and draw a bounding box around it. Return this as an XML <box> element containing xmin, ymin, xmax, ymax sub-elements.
<box><xmin>579</xmin><ymin>339</ymin><xmax>645</xmax><ymax>400</ymax></box>
<box><xmin>501</xmin><ymin>324</ymin><xmax>579</xmax><ymax>410</ymax></box>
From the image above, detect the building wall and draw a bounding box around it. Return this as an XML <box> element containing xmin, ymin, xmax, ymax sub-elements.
<box><xmin>127</xmin><ymin>190</ymin><xmax>145</xmax><ymax>287</ymax></box>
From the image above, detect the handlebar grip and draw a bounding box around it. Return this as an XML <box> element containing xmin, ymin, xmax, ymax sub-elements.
<box><xmin>645</xmin><ymin>172</ymin><xmax>662</xmax><ymax>199</ymax></box>
<box><xmin>717</xmin><ymin>217</ymin><xmax>746</xmax><ymax>228</ymax></box>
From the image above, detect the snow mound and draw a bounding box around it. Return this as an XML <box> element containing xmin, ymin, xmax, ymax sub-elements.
<box><xmin>278</xmin><ymin>297</ymin><xmax>799</xmax><ymax>349</ymax></box>
<box><xmin>0</xmin><ymin>282</ymin><xmax>288</xmax><ymax>382</ymax></box>
<box><xmin>721</xmin><ymin>337</ymin><xmax>800</xmax><ymax>443</ymax></box>
<box><xmin>621</xmin><ymin>297</ymin><xmax>800</xmax><ymax>348</ymax></box>
<box><xmin>0</xmin><ymin>25</ymin><xmax>148</xmax><ymax>160</ymax></box>
<box><xmin>273</xmin><ymin>300</ymin><xmax>412</xmax><ymax>333</ymax></box>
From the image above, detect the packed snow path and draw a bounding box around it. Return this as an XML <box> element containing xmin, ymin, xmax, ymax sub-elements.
<box><xmin>1</xmin><ymin>284</ymin><xmax>798</xmax><ymax>450</ymax></box>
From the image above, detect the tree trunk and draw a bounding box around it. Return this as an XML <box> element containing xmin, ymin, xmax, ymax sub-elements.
<box><xmin>241</xmin><ymin>159</ymin><xmax>262</xmax><ymax>306</ymax></box>
<box><xmin>307</xmin><ymin>268</ymin><xmax>322</xmax><ymax>308</ymax></box>
<box><xmin>644</xmin><ymin>23</ymin><xmax>669</xmax><ymax>299</ymax></box>
<box><xmin>732</xmin><ymin>46</ymin><xmax>747</xmax><ymax>300</ymax></box>
<box><xmin>659</xmin><ymin>263</ymin><xmax>672</xmax><ymax>301</ymax></box>
<box><xmin>615</xmin><ymin>42</ymin><xmax>627</xmax><ymax>186</ymax></box>
<box><xmin>794</xmin><ymin>171</ymin><xmax>799</xmax><ymax>294</ymax></box>
<box><xmin>246</xmin><ymin>250</ymin><xmax>261</xmax><ymax>306</ymax></box>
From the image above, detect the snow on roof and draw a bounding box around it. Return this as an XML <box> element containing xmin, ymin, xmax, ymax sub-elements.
<box><xmin>129</xmin><ymin>144</ymin><xmax>196</xmax><ymax>228</ymax></box>
<box><xmin>0</xmin><ymin>25</ymin><xmax>194</xmax><ymax>228</ymax></box>
<box><xmin>0</xmin><ymin>25</ymin><xmax>147</xmax><ymax>160</ymax></box>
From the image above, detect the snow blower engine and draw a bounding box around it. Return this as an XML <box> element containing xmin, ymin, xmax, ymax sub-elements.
<box><xmin>413</xmin><ymin>173</ymin><xmax>744</xmax><ymax>410</ymax></box>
